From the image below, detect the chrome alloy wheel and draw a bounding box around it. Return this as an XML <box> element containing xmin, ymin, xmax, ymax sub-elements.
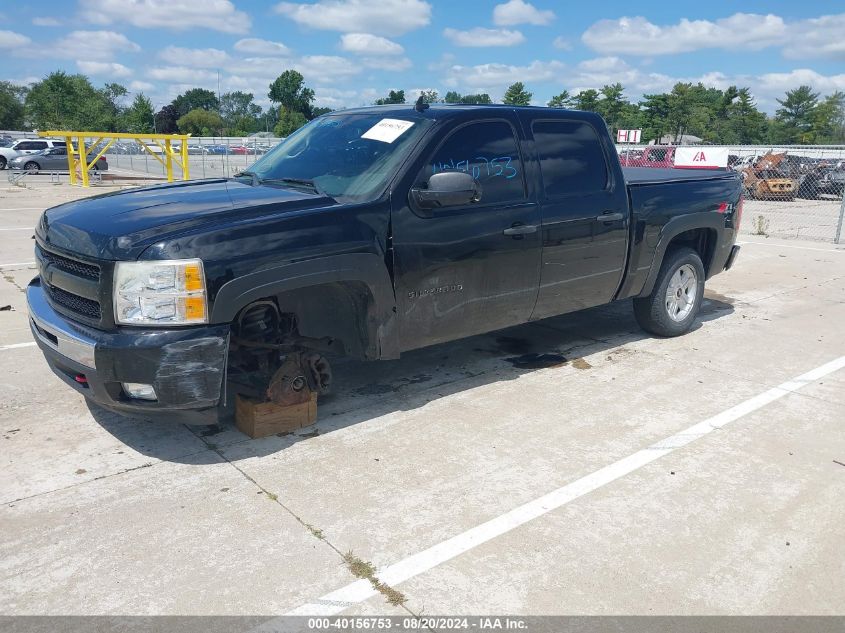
<box><xmin>665</xmin><ymin>264</ymin><xmax>697</xmax><ymax>322</ymax></box>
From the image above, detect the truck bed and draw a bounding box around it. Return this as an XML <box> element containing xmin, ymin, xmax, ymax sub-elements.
<box><xmin>623</xmin><ymin>167</ymin><xmax>736</xmax><ymax>186</ymax></box>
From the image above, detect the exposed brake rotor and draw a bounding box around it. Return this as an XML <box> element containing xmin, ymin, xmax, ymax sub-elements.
<box><xmin>266</xmin><ymin>352</ymin><xmax>332</xmax><ymax>406</ymax></box>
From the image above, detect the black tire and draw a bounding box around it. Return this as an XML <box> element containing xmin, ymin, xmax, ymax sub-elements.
<box><xmin>0</xmin><ymin>156</ymin><xmax>6</xmax><ymax>170</ymax></box>
<box><xmin>24</xmin><ymin>161</ymin><xmax>39</xmax><ymax>174</ymax></box>
<box><xmin>633</xmin><ymin>247</ymin><xmax>706</xmax><ymax>337</ymax></box>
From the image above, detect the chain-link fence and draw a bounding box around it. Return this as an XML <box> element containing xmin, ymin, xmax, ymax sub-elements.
<box><xmin>3</xmin><ymin>130</ymin><xmax>844</xmax><ymax>243</ymax></box>
<box><xmin>617</xmin><ymin>145</ymin><xmax>845</xmax><ymax>243</ymax></box>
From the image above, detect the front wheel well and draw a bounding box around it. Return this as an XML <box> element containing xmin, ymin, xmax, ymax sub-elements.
<box><xmin>230</xmin><ymin>281</ymin><xmax>378</xmax><ymax>360</ymax></box>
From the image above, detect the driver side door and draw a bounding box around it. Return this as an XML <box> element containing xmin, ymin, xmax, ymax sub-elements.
<box><xmin>392</xmin><ymin>117</ymin><xmax>542</xmax><ymax>351</ymax></box>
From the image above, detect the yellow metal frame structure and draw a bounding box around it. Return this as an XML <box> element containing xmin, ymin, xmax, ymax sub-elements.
<box><xmin>37</xmin><ymin>131</ymin><xmax>191</xmax><ymax>187</ymax></box>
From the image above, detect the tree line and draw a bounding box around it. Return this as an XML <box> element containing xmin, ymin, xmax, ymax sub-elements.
<box><xmin>2</xmin><ymin>70</ymin><xmax>843</xmax><ymax>145</ymax></box>
<box><xmin>0</xmin><ymin>70</ymin><xmax>330</xmax><ymax>138</ymax></box>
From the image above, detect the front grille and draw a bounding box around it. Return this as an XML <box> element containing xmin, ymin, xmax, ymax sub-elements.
<box><xmin>37</xmin><ymin>245</ymin><xmax>100</xmax><ymax>280</ymax></box>
<box><xmin>46</xmin><ymin>284</ymin><xmax>102</xmax><ymax>320</ymax></box>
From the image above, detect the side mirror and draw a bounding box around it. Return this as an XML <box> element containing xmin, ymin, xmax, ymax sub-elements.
<box><xmin>410</xmin><ymin>171</ymin><xmax>481</xmax><ymax>211</ymax></box>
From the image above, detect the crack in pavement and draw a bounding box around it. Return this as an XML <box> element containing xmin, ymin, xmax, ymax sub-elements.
<box><xmin>185</xmin><ymin>425</ymin><xmax>423</xmax><ymax>616</ymax></box>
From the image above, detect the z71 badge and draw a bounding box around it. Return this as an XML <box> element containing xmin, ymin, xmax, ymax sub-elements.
<box><xmin>408</xmin><ymin>284</ymin><xmax>463</xmax><ymax>299</ymax></box>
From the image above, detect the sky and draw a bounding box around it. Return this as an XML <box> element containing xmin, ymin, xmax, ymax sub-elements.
<box><xmin>1</xmin><ymin>0</ymin><xmax>844</xmax><ymax>114</ymax></box>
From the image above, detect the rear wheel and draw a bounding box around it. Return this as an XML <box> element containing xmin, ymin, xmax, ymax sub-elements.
<box><xmin>634</xmin><ymin>247</ymin><xmax>705</xmax><ymax>337</ymax></box>
<box><xmin>24</xmin><ymin>161</ymin><xmax>39</xmax><ymax>174</ymax></box>
<box><xmin>0</xmin><ymin>156</ymin><xmax>6</xmax><ymax>170</ymax></box>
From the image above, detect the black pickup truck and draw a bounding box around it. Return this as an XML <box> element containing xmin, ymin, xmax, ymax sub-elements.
<box><xmin>28</xmin><ymin>104</ymin><xmax>742</xmax><ymax>425</ymax></box>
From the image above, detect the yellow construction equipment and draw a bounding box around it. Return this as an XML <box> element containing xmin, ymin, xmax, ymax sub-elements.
<box><xmin>37</xmin><ymin>131</ymin><xmax>191</xmax><ymax>187</ymax></box>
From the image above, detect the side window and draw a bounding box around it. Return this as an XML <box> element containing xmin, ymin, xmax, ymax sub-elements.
<box><xmin>423</xmin><ymin>120</ymin><xmax>525</xmax><ymax>205</ymax></box>
<box><xmin>53</xmin><ymin>141</ymin><xmax>66</xmax><ymax>148</ymax></box>
<box><xmin>52</xmin><ymin>147</ymin><xmax>67</xmax><ymax>156</ymax></box>
<box><xmin>16</xmin><ymin>142</ymin><xmax>36</xmax><ymax>151</ymax></box>
<box><xmin>532</xmin><ymin>120</ymin><xmax>608</xmax><ymax>197</ymax></box>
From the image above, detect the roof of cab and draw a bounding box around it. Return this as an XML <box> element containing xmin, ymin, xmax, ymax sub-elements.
<box><xmin>324</xmin><ymin>103</ymin><xmax>602</xmax><ymax>122</ymax></box>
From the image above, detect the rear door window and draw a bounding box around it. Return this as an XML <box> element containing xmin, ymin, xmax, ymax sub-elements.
<box><xmin>422</xmin><ymin>120</ymin><xmax>525</xmax><ymax>205</ymax></box>
<box><xmin>532</xmin><ymin>120</ymin><xmax>609</xmax><ymax>197</ymax></box>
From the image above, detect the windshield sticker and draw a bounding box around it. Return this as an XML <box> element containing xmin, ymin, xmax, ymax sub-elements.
<box><xmin>361</xmin><ymin>119</ymin><xmax>415</xmax><ymax>143</ymax></box>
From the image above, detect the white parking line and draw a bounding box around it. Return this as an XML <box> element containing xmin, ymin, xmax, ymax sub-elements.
<box><xmin>0</xmin><ymin>342</ymin><xmax>36</xmax><ymax>351</ymax></box>
<box><xmin>736</xmin><ymin>240</ymin><xmax>845</xmax><ymax>253</ymax></box>
<box><xmin>0</xmin><ymin>207</ymin><xmax>46</xmax><ymax>211</ymax></box>
<box><xmin>280</xmin><ymin>355</ymin><xmax>845</xmax><ymax>617</ymax></box>
<box><xmin>0</xmin><ymin>262</ymin><xmax>36</xmax><ymax>269</ymax></box>
<box><xmin>0</xmin><ymin>227</ymin><xmax>34</xmax><ymax>231</ymax></box>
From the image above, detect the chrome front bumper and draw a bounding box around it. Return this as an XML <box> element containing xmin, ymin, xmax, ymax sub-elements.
<box><xmin>27</xmin><ymin>281</ymin><xmax>96</xmax><ymax>369</ymax></box>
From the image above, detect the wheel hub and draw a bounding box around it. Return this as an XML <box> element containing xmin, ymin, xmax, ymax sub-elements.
<box><xmin>665</xmin><ymin>264</ymin><xmax>697</xmax><ymax>322</ymax></box>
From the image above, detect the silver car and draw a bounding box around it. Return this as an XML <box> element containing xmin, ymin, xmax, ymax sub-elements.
<box><xmin>9</xmin><ymin>147</ymin><xmax>108</xmax><ymax>173</ymax></box>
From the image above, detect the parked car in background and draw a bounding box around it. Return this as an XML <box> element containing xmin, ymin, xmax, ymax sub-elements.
<box><xmin>0</xmin><ymin>139</ymin><xmax>66</xmax><ymax>170</ymax></box>
<box><xmin>187</xmin><ymin>145</ymin><xmax>210</xmax><ymax>155</ymax></box>
<box><xmin>618</xmin><ymin>145</ymin><xmax>676</xmax><ymax>168</ymax></box>
<box><xmin>797</xmin><ymin>166</ymin><xmax>845</xmax><ymax>199</ymax></box>
<box><xmin>207</xmin><ymin>144</ymin><xmax>229</xmax><ymax>155</ymax></box>
<box><xmin>9</xmin><ymin>147</ymin><xmax>108</xmax><ymax>173</ymax></box>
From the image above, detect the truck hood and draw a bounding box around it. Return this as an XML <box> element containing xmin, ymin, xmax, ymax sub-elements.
<box><xmin>36</xmin><ymin>178</ymin><xmax>337</xmax><ymax>260</ymax></box>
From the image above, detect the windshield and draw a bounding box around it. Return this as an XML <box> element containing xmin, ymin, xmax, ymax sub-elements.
<box><xmin>245</xmin><ymin>113</ymin><xmax>433</xmax><ymax>201</ymax></box>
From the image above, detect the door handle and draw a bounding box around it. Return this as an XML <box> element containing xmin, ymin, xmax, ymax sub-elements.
<box><xmin>596</xmin><ymin>212</ymin><xmax>625</xmax><ymax>222</ymax></box>
<box><xmin>503</xmin><ymin>223</ymin><xmax>538</xmax><ymax>236</ymax></box>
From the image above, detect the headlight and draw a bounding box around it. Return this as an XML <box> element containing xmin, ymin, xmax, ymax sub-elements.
<box><xmin>114</xmin><ymin>259</ymin><xmax>207</xmax><ymax>326</ymax></box>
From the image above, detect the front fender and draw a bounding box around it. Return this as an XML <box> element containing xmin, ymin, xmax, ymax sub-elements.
<box><xmin>209</xmin><ymin>253</ymin><xmax>399</xmax><ymax>359</ymax></box>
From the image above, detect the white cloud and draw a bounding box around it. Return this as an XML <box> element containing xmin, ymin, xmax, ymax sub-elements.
<box><xmin>0</xmin><ymin>30</ymin><xmax>32</xmax><ymax>48</ymax></box>
<box><xmin>293</xmin><ymin>55</ymin><xmax>363</xmax><ymax>83</ymax></box>
<box><xmin>361</xmin><ymin>57</ymin><xmax>412</xmax><ymax>71</ymax></box>
<box><xmin>493</xmin><ymin>0</ymin><xmax>555</xmax><ymax>26</ymax></box>
<box><xmin>234</xmin><ymin>38</ymin><xmax>291</xmax><ymax>56</ymax></box>
<box><xmin>146</xmin><ymin>66</ymin><xmax>218</xmax><ymax>83</ymax></box>
<box><xmin>582</xmin><ymin>13</ymin><xmax>786</xmax><ymax>56</ymax></box>
<box><xmin>52</xmin><ymin>30</ymin><xmax>140</xmax><ymax>59</ymax></box>
<box><xmin>781</xmin><ymin>14</ymin><xmax>845</xmax><ymax>60</ymax></box>
<box><xmin>129</xmin><ymin>80</ymin><xmax>155</xmax><ymax>91</ymax></box>
<box><xmin>33</xmin><ymin>17</ymin><xmax>61</xmax><ymax>27</ymax></box>
<box><xmin>275</xmin><ymin>0</ymin><xmax>431</xmax><ymax>36</ymax></box>
<box><xmin>443</xmin><ymin>27</ymin><xmax>525</xmax><ymax>48</ymax></box>
<box><xmin>80</xmin><ymin>0</ymin><xmax>251</xmax><ymax>34</ymax></box>
<box><xmin>339</xmin><ymin>33</ymin><xmax>404</xmax><ymax>56</ymax></box>
<box><xmin>76</xmin><ymin>60</ymin><xmax>133</xmax><ymax>77</ymax></box>
<box><xmin>443</xmin><ymin>59</ymin><xmax>565</xmax><ymax>92</ymax></box>
<box><xmin>159</xmin><ymin>46</ymin><xmax>230</xmax><ymax>68</ymax></box>
<box><xmin>552</xmin><ymin>36</ymin><xmax>571</xmax><ymax>50</ymax></box>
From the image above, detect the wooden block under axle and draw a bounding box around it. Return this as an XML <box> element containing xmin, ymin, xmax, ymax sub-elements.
<box><xmin>235</xmin><ymin>393</ymin><xmax>318</xmax><ymax>438</ymax></box>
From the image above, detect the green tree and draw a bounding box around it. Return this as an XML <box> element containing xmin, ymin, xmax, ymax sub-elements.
<box><xmin>171</xmin><ymin>88</ymin><xmax>219</xmax><ymax>117</ymax></box>
<box><xmin>547</xmin><ymin>90</ymin><xmax>572</xmax><ymax>108</ymax></box>
<box><xmin>123</xmin><ymin>93</ymin><xmax>155</xmax><ymax>133</ymax></box>
<box><xmin>176</xmin><ymin>108</ymin><xmax>223</xmax><ymax>135</ymax></box>
<box><xmin>444</xmin><ymin>90</ymin><xmax>462</xmax><ymax>104</ymax></box>
<box><xmin>311</xmin><ymin>106</ymin><xmax>333</xmax><ymax>117</ymax></box>
<box><xmin>597</xmin><ymin>83</ymin><xmax>627</xmax><ymax>132</ymax></box>
<box><xmin>503</xmin><ymin>82</ymin><xmax>531</xmax><ymax>106</ymax></box>
<box><xmin>419</xmin><ymin>90</ymin><xmax>439</xmax><ymax>104</ymax></box>
<box><xmin>374</xmin><ymin>89</ymin><xmax>405</xmax><ymax>105</ymax></box>
<box><xmin>268</xmin><ymin>70</ymin><xmax>315</xmax><ymax>116</ymax></box>
<box><xmin>775</xmin><ymin>85</ymin><xmax>819</xmax><ymax>143</ymax></box>
<box><xmin>726</xmin><ymin>88</ymin><xmax>767</xmax><ymax>144</ymax></box>
<box><xmin>639</xmin><ymin>93</ymin><xmax>670</xmax><ymax>143</ymax></box>
<box><xmin>0</xmin><ymin>81</ymin><xmax>27</xmax><ymax>129</ymax></box>
<box><xmin>572</xmin><ymin>89</ymin><xmax>600</xmax><ymax>112</ymax></box>
<box><xmin>25</xmin><ymin>71</ymin><xmax>121</xmax><ymax>131</ymax></box>
<box><xmin>274</xmin><ymin>108</ymin><xmax>308</xmax><ymax>137</ymax></box>
<box><xmin>155</xmin><ymin>105</ymin><xmax>180</xmax><ymax>134</ymax></box>
<box><xmin>810</xmin><ymin>91</ymin><xmax>845</xmax><ymax>143</ymax></box>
